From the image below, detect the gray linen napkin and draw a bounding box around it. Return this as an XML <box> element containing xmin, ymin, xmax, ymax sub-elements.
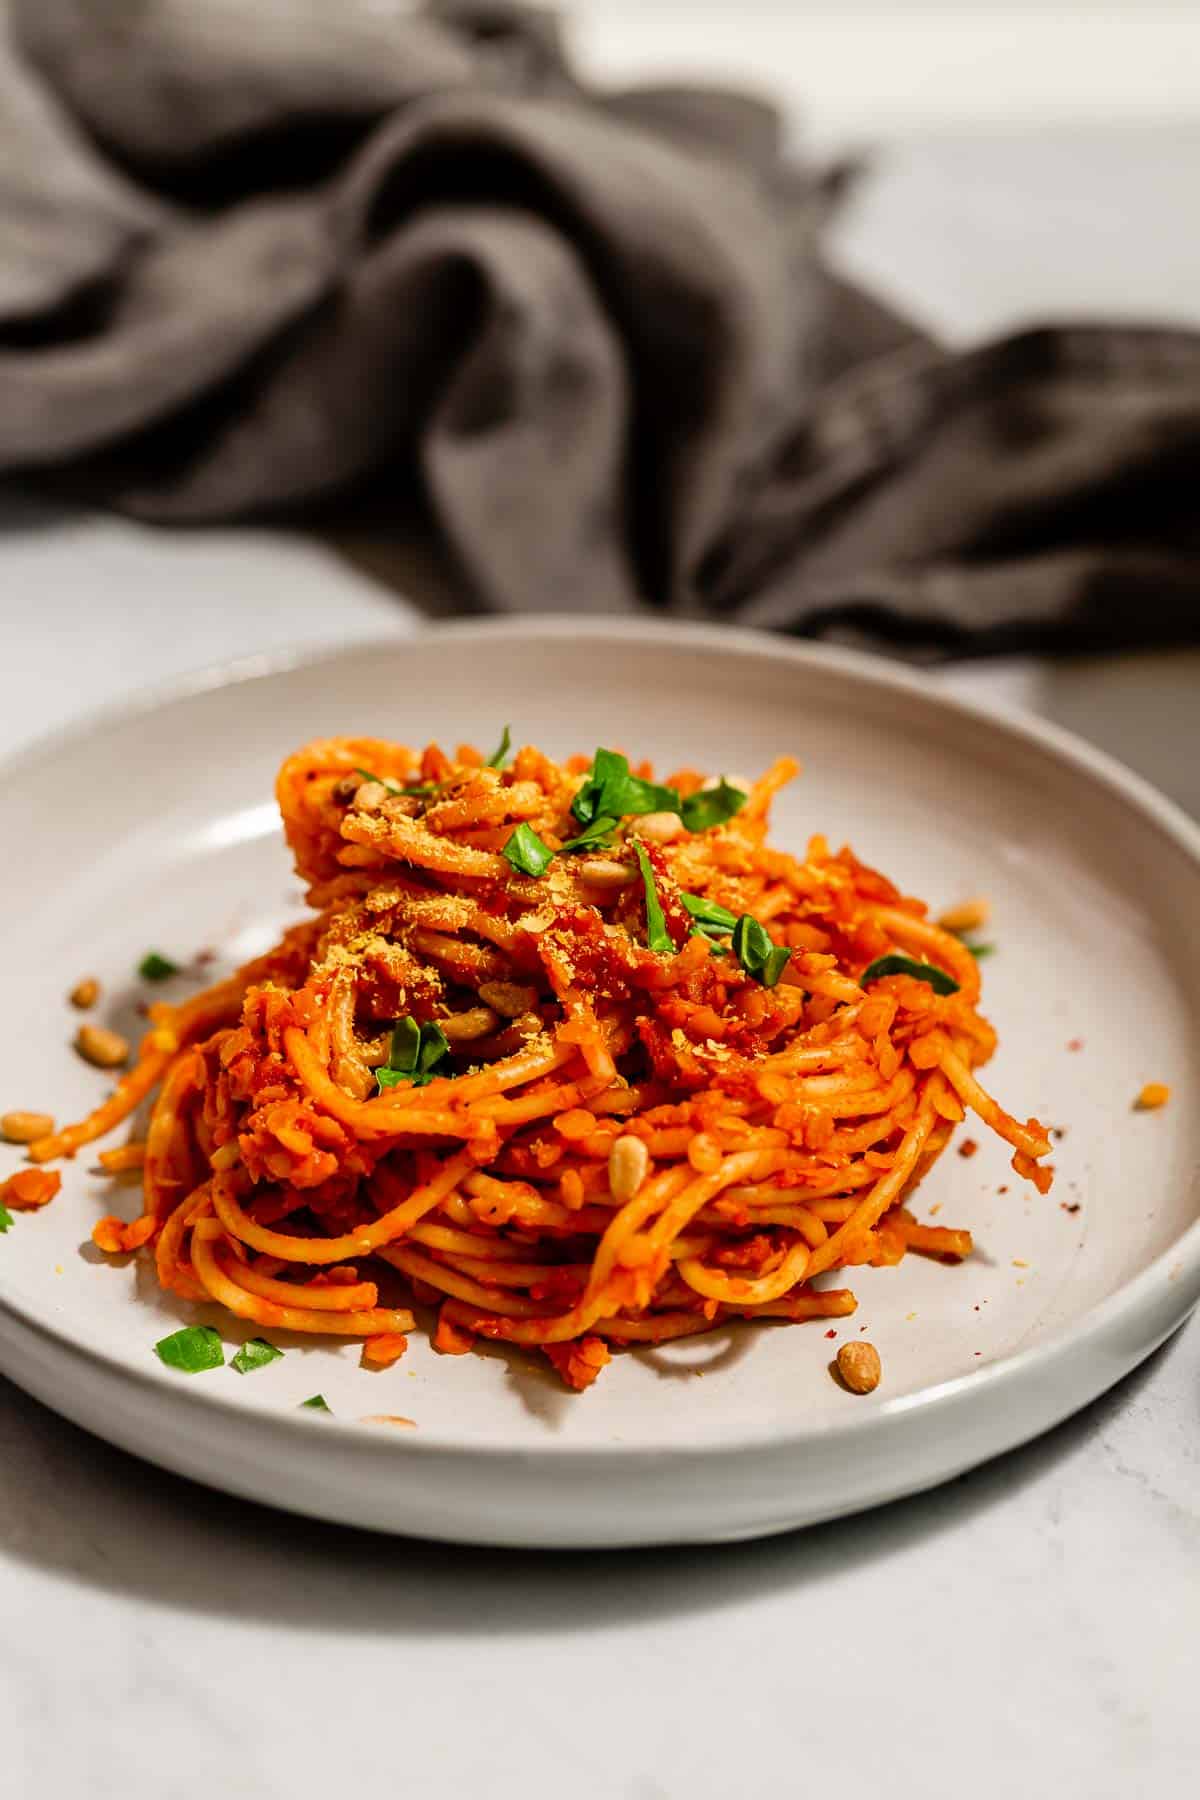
<box><xmin>2</xmin><ymin>0</ymin><xmax>1197</xmax><ymax>653</ymax></box>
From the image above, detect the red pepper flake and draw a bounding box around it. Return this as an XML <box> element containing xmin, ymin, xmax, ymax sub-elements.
<box><xmin>194</xmin><ymin>948</ymin><xmax>218</xmax><ymax>968</ymax></box>
<box><xmin>1061</xmin><ymin>1202</ymin><xmax>1081</xmax><ymax>1215</ymax></box>
<box><xmin>974</xmin><ymin>1350</ymin><xmax>982</xmax><ymax>1356</ymax></box>
<box><xmin>824</xmin><ymin>1328</ymin><xmax>838</xmax><ymax>1339</ymax></box>
<box><xmin>1052</xmin><ymin>1127</ymin><xmax>1067</xmax><ymax>1141</ymax></box>
<box><xmin>997</xmin><ymin>1185</ymin><xmax>1008</xmax><ymax>1194</ymax></box>
<box><xmin>958</xmin><ymin>1138</ymin><xmax>979</xmax><ymax>1159</ymax></box>
<box><xmin>1067</xmin><ymin>1038</ymin><xmax>1084</xmax><ymax>1052</ymax></box>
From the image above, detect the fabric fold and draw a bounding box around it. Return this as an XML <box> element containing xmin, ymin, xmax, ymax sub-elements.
<box><xmin>1</xmin><ymin>0</ymin><xmax>1197</xmax><ymax>651</ymax></box>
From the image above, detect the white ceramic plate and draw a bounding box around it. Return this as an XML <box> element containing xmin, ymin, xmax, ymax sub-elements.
<box><xmin>2</xmin><ymin>621</ymin><xmax>1198</xmax><ymax>1548</ymax></box>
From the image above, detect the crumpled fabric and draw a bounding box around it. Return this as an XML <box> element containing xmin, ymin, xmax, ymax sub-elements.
<box><xmin>3</xmin><ymin>0</ymin><xmax>1197</xmax><ymax>652</ymax></box>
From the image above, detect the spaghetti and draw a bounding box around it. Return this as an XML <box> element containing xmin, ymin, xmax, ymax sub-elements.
<box><xmin>29</xmin><ymin>735</ymin><xmax>1053</xmax><ymax>1389</ymax></box>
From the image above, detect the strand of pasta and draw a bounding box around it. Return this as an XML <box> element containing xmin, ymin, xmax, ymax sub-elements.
<box><xmin>211</xmin><ymin>1152</ymin><xmax>476</xmax><ymax>1263</ymax></box>
<box><xmin>677</xmin><ymin>1238</ymin><xmax>812</xmax><ymax>1306</ymax></box>
<box><xmin>191</xmin><ymin>1223</ymin><xmax>416</xmax><ymax>1336</ymax></box>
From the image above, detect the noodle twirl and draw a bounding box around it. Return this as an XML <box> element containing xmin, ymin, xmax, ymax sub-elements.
<box><xmin>29</xmin><ymin>736</ymin><xmax>1053</xmax><ymax>1389</ymax></box>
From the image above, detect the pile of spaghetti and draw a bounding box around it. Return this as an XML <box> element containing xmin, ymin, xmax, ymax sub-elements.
<box><xmin>29</xmin><ymin>735</ymin><xmax>1053</xmax><ymax>1390</ymax></box>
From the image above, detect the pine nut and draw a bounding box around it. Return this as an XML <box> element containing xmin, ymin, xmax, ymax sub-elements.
<box><xmin>574</xmin><ymin>857</ymin><xmax>635</xmax><ymax>889</ymax></box>
<box><xmin>352</xmin><ymin>780</ymin><xmax>391</xmax><ymax>813</ymax></box>
<box><xmin>608</xmin><ymin>1134</ymin><xmax>649</xmax><ymax>1203</ymax></box>
<box><xmin>836</xmin><ymin>1340</ymin><xmax>882</xmax><ymax>1394</ymax></box>
<box><xmin>637</xmin><ymin>811</ymin><xmax>683</xmax><ymax>844</ymax></box>
<box><xmin>478</xmin><ymin>981</ymin><xmax>539</xmax><ymax>1018</ymax></box>
<box><xmin>936</xmin><ymin>897</ymin><xmax>990</xmax><ymax>935</ymax></box>
<box><xmin>69</xmin><ymin>977</ymin><xmax>100</xmax><ymax>1009</ymax></box>
<box><xmin>75</xmin><ymin>1024</ymin><xmax>130</xmax><ymax>1069</ymax></box>
<box><xmin>440</xmin><ymin>1006</ymin><xmax>500</xmax><ymax>1043</ymax></box>
<box><xmin>1</xmin><ymin>1111</ymin><xmax>55</xmax><ymax>1144</ymax></box>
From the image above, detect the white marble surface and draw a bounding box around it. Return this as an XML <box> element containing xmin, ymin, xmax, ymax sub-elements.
<box><xmin>3</xmin><ymin>515</ymin><xmax>1198</xmax><ymax>1800</ymax></box>
<box><xmin>3</xmin><ymin>57</ymin><xmax>1200</xmax><ymax>1800</ymax></box>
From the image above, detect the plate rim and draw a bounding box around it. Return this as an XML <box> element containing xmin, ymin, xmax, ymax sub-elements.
<box><xmin>2</xmin><ymin>615</ymin><xmax>1199</xmax><ymax>1469</ymax></box>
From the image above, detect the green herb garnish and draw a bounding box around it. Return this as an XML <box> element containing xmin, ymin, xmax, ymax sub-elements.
<box><xmin>354</xmin><ymin>765</ymin><xmax>405</xmax><ymax>796</ymax></box>
<box><xmin>0</xmin><ymin>1203</ymin><xmax>12</xmax><ymax>1235</ymax></box>
<box><xmin>632</xmin><ymin>843</ymin><xmax>675</xmax><ymax>955</ymax></box>
<box><xmin>732</xmin><ymin>915</ymin><xmax>791</xmax><ymax>988</ymax></box>
<box><xmin>230</xmin><ymin>1338</ymin><xmax>283</xmax><ymax>1375</ymax></box>
<box><xmin>354</xmin><ymin>766</ymin><xmax>441</xmax><ymax>798</ymax></box>
<box><xmin>571</xmin><ymin>752</ymin><xmax>750</xmax><ymax>837</ymax></box>
<box><xmin>376</xmin><ymin>1017</ymin><xmax>451</xmax><ymax>1091</ymax></box>
<box><xmin>300</xmin><ymin>1394</ymin><xmax>331</xmax><ymax>1412</ymax></box>
<box><xmin>154</xmin><ymin>1324</ymin><xmax>225</xmax><ymax>1374</ymax></box>
<box><xmin>139</xmin><ymin>951</ymin><xmax>181</xmax><ymax>982</ymax></box>
<box><xmin>680</xmin><ymin>780</ymin><xmax>748</xmax><ymax>834</ymax></box>
<box><xmin>572</xmin><ymin>749</ymin><xmax>681</xmax><ymax>828</ymax></box>
<box><xmin>486</xmin><ymin>725</ymin><xmax>512</xmax><ymax>770</ymax></box>
<box><xmin>679</xmin><ymin>892</ymin><xmax>738</xmax><ymax>940</ymax></box>
<box><xmin>559</xmin><ymin>815</ymin><xmax>622</xmax><ymax>854</ymax></box>
<box><xmin>502</xmin><ymin>822</ymin><xmax>555</xmax><ymax>878</ymax></box>
<box><xmin>966</xmin><ymin>942</ymin><xmax>995</xmax><ymax>960</ymax></box>
<box><xmin>860</xmin><ymin>953</ymin><xmax>959</xmax><ymax>996</ymax></box>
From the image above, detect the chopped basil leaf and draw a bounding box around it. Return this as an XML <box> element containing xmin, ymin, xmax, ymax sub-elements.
<box><xmin>763</xmin><ymin>945</ymin><xmax>792</xmax><ymax>986</ymax></box>
<box><xmin>572</xmin><ymin>749</ymin><xmax>681</xmax><ymax>828</ymax></box>
<box><xmin>231</xmin><ymin>1337</ymin><xmax>283</xmax><ymax>1375</ymax></box>
<box><xmin>376</xmin><ymin>1017</ymin><xmax>450</xmax><ymax>1091</ymax></box>
<box><xmin>559</xmin><ymin>815</ymin><xmax>621</xmax><ymax>853</ymax></box>
<box><xmin>353</xmin><ymin>766</ymin><xmax>440</xmax><ymax>798</ymax></box>
<box><xmin>0</xmin><ymin>1203</ymin><xmax>12</xmax><ymax>1234</ymax></box>
<box><xmin>680</xmin><ymin>892</ymin><xmax>738</xmax><ymax>939</ymax></box>
<box><xmin>571</xmin><ymin>748</ymin><xmax>627</xmax><ymax>826</ymax></box>
<box><xmin>154</xmin><ymin>1324</ymin><xmax>225</xmax><ymax>1373</ymax></box>
<box><xmin>680</xmin><ymin>780</ymin><xmax>748</xmax><ymax>834</ymax></box>
<box><xmin>632</xmin><ymin>843</ymin><xmax>675</xmax><ymax>955</ymax></box>
<box><xmin>300</xmin><ymin>1394</ymin><xmax>331</xmax><ymax>1412</ymax></box>
<box><xmin>732</xmin><ymin>915</ymin><xmax>791</xmax><ymax>988</ymax></box>
<box><xmin>416</xmin><ymin>1024</ymin><xmax>450</xmax><ymax>1078</ymax></box>
<box><xmin>967</xmin><ymin>942</ymin><xmax>995</xmax><ymax>960</ymax></box>
<box><xmin>503</xmin><ymin>822</ymin><xmax>554</xmax><ymax>878</ymax></box>
<box><xmin>386</xmin><ymin>1014</ymin><xmax>421</xmax><ymax>1074</ymax></box>
<box><xmin>485</xmin><ymin>725</ymin><xmax>512</xmax><ymax>770</ymax></box>
<box><xmin>139</xmin><ymin>951</ymin><xmax>181</xmax><ymax>982</ymax></box>
<box><xmin>860</xmin><ymin>953</ymin><xmax>960</xmax><ymax>996</ymax></box>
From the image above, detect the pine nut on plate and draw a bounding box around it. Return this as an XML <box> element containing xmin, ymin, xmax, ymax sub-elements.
<box><xmin>1</xmin><ymin>1111</ymin><xmax>55</xmax><ymax>1144</ymax></box>
<box><xmin>74</xmin><ymin>1024</ymin><xmax>130</xmax><ymax>1069</ymax></box>
<box><xmin>836</xmin><ymin>1341</ymin><xmax>882</xmax><ymax>1394</ymax></box>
